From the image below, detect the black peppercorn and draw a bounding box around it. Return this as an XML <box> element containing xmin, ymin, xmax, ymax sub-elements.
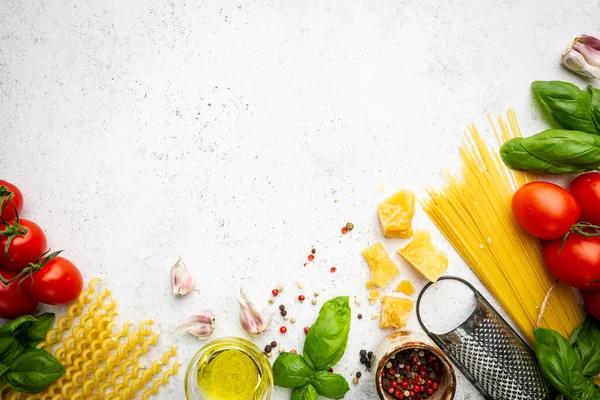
<box><xmin>367</xmin><ymin>351</ymin><xmax>373</xmax><ymax>359</ymax></box>
<box><xmin>271</xmin><ymin>341</ymin><xmax>277</xmax><ymax>348</ymax></box>
<box><xmin>359</xmin><ymin>349</ymin><xmax>367</xmax><ymax>357</ymax></box>
<box><xmin>356</xmin><ymin>371</ymin><xmax>362</xmax><ymax>378</ymax></box>
<box><xmin>357</xmin><ymin>313</ymin><xmax>363</xmax><ymax>319</ymax></box>
<box><xmin>360</xmin><ymin>356</ymin><xmax>367</xmax><ymax>364</ymax></box>
<box><xmin>264</xmin><ymin>344</ymin><xmax>272</xmax><ymax>353</ymax></box>
<box><xmin>281</xmin><ymin>310</ymin><xmax>287</xmax><ymax>316</ymax></box>
<box><xmin>279</xmin><ymin>304</ymin><xmax>285</xmax><ymax>310</ymax></box>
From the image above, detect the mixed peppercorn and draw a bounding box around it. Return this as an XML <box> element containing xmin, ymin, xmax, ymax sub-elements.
<box><xmin>359</xmin><ymin>349</ymin><xmax>374</xmax><ymax>370</ymax></box>
<box><xmin>381</xmin><ymin>348</ymin><xmax>443</xmax><ymax>399</ymax></box>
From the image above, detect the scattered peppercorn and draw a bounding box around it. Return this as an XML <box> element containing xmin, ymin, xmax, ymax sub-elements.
<box><xmin>352</xmin><ymin>377</ymin><xmax>359</xmax><ymax>385</ymax></box>
<box><xmin>281</xmin><ymin>310</ymin><xmax>287</xmax><ymax>317</ymax></box>
<box><xmin>290</xmin><ymin>349</ymin><xmax>297</xmax><ymax>354</ymax></box>
<box><xmin>268</xmin><ymin>298</ymin><xmax>274</xmax><ymax>304</ymax></box>
<box><xmin>341</xmin><ymin>227</ymin><xmax>348</xmax><ymax>234</ymax></box>
<box><xmin>272</xmin><ymin>289</ymin><xmax>279</xmax><ymax>297</ymax></box>
<box><xmin>311</xmin><ymin>298</ymin><xmax>317</xmax><ymax>305</ymax></box>
<box><xmin>360</xmin><ymin>356</ymin><xmax>368</xmax><ymax>364</ymax></box>
<box><xmin>368</xmin><ymin>351</ymin><xmax>373</xmax><ymax>359</ymax></box>
<box><xmin>328</xmin><ymin>368</ymin><xmax>334</xmax><ymax>373</ymax></box>
<box><xmin>358</xmin><ymin>313</ymin><xmax>363</xmax><ymax>319</ymax></box>
<box><xmin>280</xmin><ymin>326</ymin><xmax>287</xmax><ymax>334</ymax></box>
<box><xmin>356</xmin><ymin>371</ymin><xmax>362</xmax><ymax>379</ymax></box>
<box><xmin>264</xmin><ymin>344</ymin><xmax>272</xmax><ymax>353</ymax></box>
<box><xmin>381</xmin><ymin>348</ymin><xmax>443</xmax><ymax>399</ymax></box>
<box><xmin>330</xmin><ymin>267</ymin><xmax>337</xmax><ymax>273</ymax></box>
<box><xmin>360</xmin><ymin>349</ymin><xmax>367</xmax><ymax>357</ymax></box>
<box><xmin>298</xmin><ymin>295</ymin><xmax>306</xmax><ymax>302</ymax></box>
<box><xmin>279</xmin><ymin>304</ymin><xmax>285</xmax><ymax>310</ymax></box>
<box><xmin>308</xmin><ymin>254</ymin><xmax>315</xmax><ymax>261</ymax></box>
<box><xmin>271</xmin><ymin>341</ymin><xmax>277</xmax><ymax>348</ymax></box>
<box><xmin>346</xmin><ymin>222</ymin><xmax>354</xmax><ymax>231</ymax></box>
<box><xmin>311</xmin><ymin>248</ymin><xmax>316</xmax><ymax>254</ymax></box>
<box><xmin>304</xmin><ymin>326</ymin><xmax>309</xmax><ymax>334</ymax></box>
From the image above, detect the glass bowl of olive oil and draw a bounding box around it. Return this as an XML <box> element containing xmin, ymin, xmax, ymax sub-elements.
<box><xmin>185</xmin><ymin>337</ymin><xmax>274</xmax><ymax>400</ymax></box>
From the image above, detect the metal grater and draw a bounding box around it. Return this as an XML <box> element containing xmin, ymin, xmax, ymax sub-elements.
<box><xmin>416</xmin><ymin>276</ymin><xmax>554</xmax><ymax>400</ymax></box>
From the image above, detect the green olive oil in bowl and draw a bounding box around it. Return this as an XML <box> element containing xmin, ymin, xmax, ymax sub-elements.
<box><xmin>185</xmin><ymin>337</ymin><xmax>274</xmax><ymax>400</ymax></box>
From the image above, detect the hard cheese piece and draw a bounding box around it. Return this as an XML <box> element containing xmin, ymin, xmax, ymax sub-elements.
<box><xmin>398</xmin><ymin>230</ymin><xmax>448</xmax><ymax>282</ymax></box>
<box><xmin>380</xmin><ymin>296</ymin><xmax>414</xmax><ymax>329</ymax></box>
<box><xmin>362</xmin><ymin>242</ymin><xmax>400</xmax><ymax>288</ymax></box>
<box><xmin>396</xmin><ymin>280</ymin><xmax>415</xmax><ymax>296</ymax></box>
<box><xmin>368</xmin><ymin>289</ymin><xmax>380</xmax><ymax>304</ymax></box>
<box><xmin>377</xmin><ymin>190</ymin><xmax>416</xmax><ymax>238</ymax></box>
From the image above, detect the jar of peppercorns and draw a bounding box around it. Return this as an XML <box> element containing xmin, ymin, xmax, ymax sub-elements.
<box><xmin>373</xmin><ymin>331</ymin><xmax>456</xmax><ymax>400</ymax></box>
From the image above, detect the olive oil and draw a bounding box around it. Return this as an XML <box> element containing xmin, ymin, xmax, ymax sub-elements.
<box><xmin>197</xmin><ymin>349</ymin><xmax>261</xmax><ymax>399</ymax></box>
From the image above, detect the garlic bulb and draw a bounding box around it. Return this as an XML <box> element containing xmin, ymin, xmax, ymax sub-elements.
<box><xmin>176</xmin><ymin>309</ymin><xmax>215</xmax><ymax>339</ymax></box>
<box><xmin>237</xmin><ymin>288</ymin><xmax>271</xmax><ymax>336</ymax></box>
<box><xmin>562</xmin><ymin>35</ymin><xmax>600</xmax><ymax>79</ymax></box>
<box><xmin>170</xmin><ymin>257</ymin><xmax>196</xmax><ymax>296</ymax></box>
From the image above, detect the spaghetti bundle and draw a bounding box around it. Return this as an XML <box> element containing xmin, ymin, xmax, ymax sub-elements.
<box><xmin>0</xmin><ymin>279</ymin><xmax>180</xmax><ymax>400</ymax></box>
<box><xmin>422</xmin><ymin>110</ymin><xmax>583</xmax><ymax>341</ymax></box>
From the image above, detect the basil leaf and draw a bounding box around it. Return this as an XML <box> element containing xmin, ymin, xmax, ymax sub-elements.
<box><xmin>500</xmin><ymin>129</ymin><xmax>600</xmax><ymax>174</ymax></box>
<box><xmin>0</xmin><ymin>316</ymin><xmax>37</xmax><ymax>336</ymax></box>
<box><xmin>0</xmin><ymin>363</ymin><xmax>8</xmax><ymax>379</ymax></box>
<box><xmin>534</xmin><ymin>328</ymin><xmax>587</xmax><ymax>396</ymax></box>
<box><xmin>572</xmin><ymin>317</ymin><xmax>600</xmax><ymax>377</ymax></box>
<box><xmin>291</xmin><ymin>384</ymin><xmax>318</xmax><ymax>400</ymax></box>
<box><xmin>581</xmin><ymin>380</ymin><xmax>600</xmax><ymax>400</ymax></box>
<box><xmin>273</xmin><ymin>352</ymin><xmax>313</xmax><ymax>389</ymax></box>
<box><xmin>532</xmin><ymin>81</ymin><xmax>598</xmax><ymax>135</ymax></box>
<box><xmin>571</xmin><ymin>325</ymin><xmax>583</xmax><ymax>345</ymax></box>
<box><xmin>0</xmin><ymin>337</ymin><xmax>25</xmax><ymax>365</ymax></box>
<box><xmin>16</xmin><ymin>313</ymin><xmax>55</xmax><ymax>348</ymax></box>
<box><xmin>589</xmin><ymin>86</ymin><xmax>600</xmax><ymax>133</ymax></box>
<box><xmin>310</xmin><ymin>370</ymin><xmax>350</xmax><ymax>399</ymax></box>
<box><xmin>4</xmin><ymin>349</ymin><xmax>65</xmax><ymax>394</ymax></box>
<box><xmin>303</xmin><ymin>296</ymin><xmax>351</xmax><ymax>371</ymax></box>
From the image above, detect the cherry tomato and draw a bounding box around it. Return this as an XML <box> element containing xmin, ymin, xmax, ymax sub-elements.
<box><xmin>0</xmin><ymin>219</ymin><xmax>47</xmax><ymax>271</ymax></box>
<box><xmin>570</xmin><ymin>172</ymin><xmax>600</xmax><ymax>225</ymax></box>
<box><xmin>26</xmin><ymin>256</ymin><xmax>83</xmax><ymax>305</ymax></box>
<box><xmin>583</xmin><ymin>290</ymin><xmax>600</xmax><ymax>320</ymax></box>
<box><xmin>0</xmin><ymin>269</ymin><xmax>39</xmax><ymax>319</ymax></box>
<box><xmin>512</xmin><ymin>182</ymin><xmax>580</xmax><ymax>240</ymax></box>
<box><xmin>543</xmin><ymin>234</ymin><xmax>600</xmax><ymax>290</ymax></box>
<box><xmin>0</xmin><ymin>180</ymin><xmax>24</xmax><ymax>222</ymax></box>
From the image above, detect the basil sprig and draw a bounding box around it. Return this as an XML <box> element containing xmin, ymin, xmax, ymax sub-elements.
<box><xmin>535</xmin><ymin>317</ymin><xmax>600</xmax><ymax>399</ymax></box>
<box><xmin>0</xmin><ymin>313</ymin><xmax>64</xmax><ymax>394</ymax></box>
<box><xmin>273</xmin><ymin>296</ymin><xmax>351</xmax><ymax>400</ymax></box>
<box><xmin>532</xmin><ymin>81</ymin><xmax>599</xmax><ymax>135</ymax></box>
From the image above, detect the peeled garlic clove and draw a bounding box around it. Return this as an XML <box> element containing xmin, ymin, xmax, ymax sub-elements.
<box><xmin>170</xmin><ymin>257</ymin><xmax>196</xmax><ymax>296</ymax></box>
<box><xmin>562</xmin><ymin>35</ymin><xmax>600</xmax><ymax>79</ymax></box>
<box><xmin>176</xmin><ymin>309</ymin><xmax>215</xmax><ymax>339</ymax></box>
<box><xmin>237</xmin><ymin>288</ymin><xmax>271</xmax><ymax>336</ymax></box>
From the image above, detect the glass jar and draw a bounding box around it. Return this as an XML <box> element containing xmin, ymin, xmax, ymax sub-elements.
<box><xmin>185</xmin><ymin>336</ymin><xmax>274</xmax><ymax>400</ymax></box>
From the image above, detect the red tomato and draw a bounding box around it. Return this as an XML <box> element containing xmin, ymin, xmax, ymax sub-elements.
<box><xmin>0</xmin><ymin>180</ymin><xmax>24</xmax><ymax>222</ymax></box>
<box><xmin>0</xmin><ymin>269</ymin><xmax>39</xmax><ymax>319</ymax></box>
<box><xmin>570</xmin><ymin>172</ymin><xmax>600</xmax><ymax>225</ymax></box>
<box><xmin>26</xmin><ymin>256</ymin><xmax>83</xmax><ymax>305</ymax></box>
<box><xmin>543</xmin><ymin>234</ymin><xmax>600</xmax><ymax>290</ymax></box>
<box><xmin>0</xmin><ymin>219</ymin><xmax>47</xmax><ymax>271</ymax></box>
<box><xmin>512</xmin><ymin>182</ymin><xmax>580</xmax><ymax>240</ymax></box>
<box><xmin>583</xmin><ymin>290</ymin><xmax>600</xmax><ymax>320</ymax></box>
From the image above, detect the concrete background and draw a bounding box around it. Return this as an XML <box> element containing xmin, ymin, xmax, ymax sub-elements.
<box><xmin>1</xmin><ymin>0</ymin><xmax>598</xmax><ymax>398</ymax></box>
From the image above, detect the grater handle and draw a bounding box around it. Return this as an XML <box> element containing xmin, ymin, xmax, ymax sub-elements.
<box><xmin>415</xmin><ymin>275</ymin><xmax>480</xmax><ymax>337</ymax></box>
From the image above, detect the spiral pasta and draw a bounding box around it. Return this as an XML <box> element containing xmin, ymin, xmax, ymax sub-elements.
<box><xmin>3</xmin><ymin>279</ymin><xmax>179</xmax><ymax>400</ymax></box>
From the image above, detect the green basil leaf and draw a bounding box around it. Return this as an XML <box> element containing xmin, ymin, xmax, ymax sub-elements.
<box><xmin>571</xmin><ymin>325</ymin><xmax>583</xmax><ymax>345</ymax></box>
<box><xmin>572</xmin><ymin>317</ymin><xmax>600</xmax><ymax>377</ymax></box>
<box><xmin>303</xmin><ymin>296</ymin><xmax>351</xmax><ymax>371</ymax></box>
<box><xmin>0</xmin><ymin>337</ymin><xmax>25</xmax><ymax>365</ymax></box>
<box><xmin>273</xmin><ymin>352</ymin><xmax>313</xmax><ymax>389</ymax></box>
<box><xmin>532</xmin><ymin>81</ymin><xmax>598</xmax><ymax>135</ymax></box>
<box><xmin>291</xmin><ymin>384</ymin><xmax>318</xmax><ymax>400</ymax></box>
<box><xmin>310</xmin><ymin>370</ymin><xmax>350</xmax><ymax>399</ymax></box>
<box><xmin>0</xmin><ymin>363</ymin><xmax>9</xmax><ymax>379</ymax></box>
<box><xmin>0</xmin><ymin>316</ymin><xmax>37</xmax><ymax>336</ymax></box>
<box><xmin>534</xmin><ymin>328</ymin><xmax>587</xmax><ymax>396</ymax></box>
<box><xmin>589</xmin><ymin>86</ymin><xmax>600</xmax><ymax>133</ymax></box>
<box><xmin>500</xmin><ymin>129</ymin><xmax>600</xmax><ymax>174</ymax></box>
<box><xmin>16</xmin><ymin>313</ymin><xmax>55</xmax><ymax>348</ymax></box>
<box><xmin>4</xmin><ymin>348</ymin><xmax>65</xmax><ymax>394</ymax></box>
<box><xmin>580</xmin><ymin>380</ymin><xmax>600</xmax><ymax>400</ymax></box>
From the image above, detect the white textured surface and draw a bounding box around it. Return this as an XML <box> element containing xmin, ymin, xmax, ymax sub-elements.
<box><xmin>0</xmin><ymin>1</ymin><xmax>597</xmax><ymax>399</ymax></box>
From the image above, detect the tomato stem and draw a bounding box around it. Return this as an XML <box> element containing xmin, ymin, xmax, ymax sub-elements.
<box><xmin>0</xmin><ymin>210</ymin><xmax>29</xmax><ymax>258</ymax></box>
<box><xmin>0</xmin><ymin>185</ymin><xmax>14</xmax><ymax>214</ymax></box>
<box><xmin>0</xmin><ymin>249</ymin><xmax>63</xmax><ymax>287</ymax></box>
<box><xmin>559</xmin><ymin>222</ymin><xmax>600</xmax><ymax>253</ymax></box>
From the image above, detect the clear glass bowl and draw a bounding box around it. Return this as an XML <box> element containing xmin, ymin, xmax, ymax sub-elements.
<box><xmin>185</xmin><ymin>336</ymin><xmax>274</xmax><ymax>400</ymax></box>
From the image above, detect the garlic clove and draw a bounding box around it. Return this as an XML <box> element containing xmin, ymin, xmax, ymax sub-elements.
<box><xmin>562</xmin><ymin>35</ymin><xmax>600</xmax><ymax>79</ymax></box>
<box><xmin>176</xmin><ymin>309</ymin><xmax>215</xmax><ymax>339</ymax></box>
<box><xmin>237</xmin><ymin>288</ymin><xmax>271</xmax><ymax>336</ymax></box>
<box><xmin>170</xmin><ymin>257</ymin><xmax>196</xmax><ymax>296</ymax></box>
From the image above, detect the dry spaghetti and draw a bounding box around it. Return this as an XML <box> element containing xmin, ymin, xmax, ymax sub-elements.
<box><xmin>0</xmin><ymin>279</ymin><xmax>180</xmax><ymax>400</ymax></box>
<box><xmin>422</xmin><ymin>110</ymin><xmax>583</xmax><ymax>341</ymax></box>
